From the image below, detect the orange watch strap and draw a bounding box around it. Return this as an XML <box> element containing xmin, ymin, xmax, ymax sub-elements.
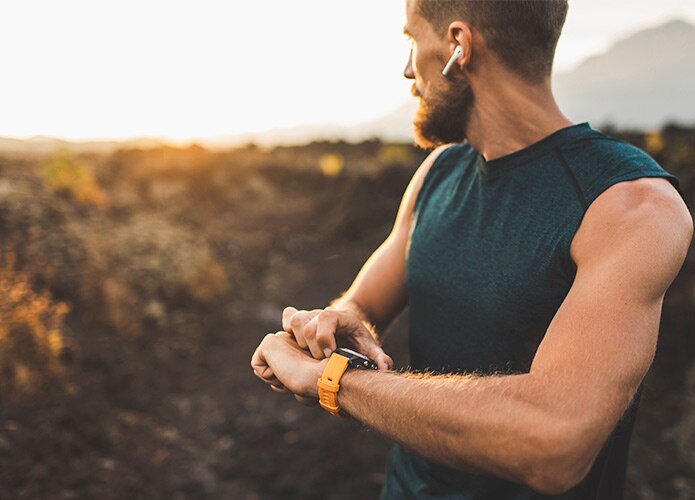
<box><xmin>317</xmin><ymin>353</ymin><xmax>350</xmax><ymax>417</ymax></box>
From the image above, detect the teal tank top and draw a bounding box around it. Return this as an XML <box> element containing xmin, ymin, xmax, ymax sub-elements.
<box><xmin>381</xmin><ymin>122</ymin><xmax>681</xmax><ymax>499</ymax></box>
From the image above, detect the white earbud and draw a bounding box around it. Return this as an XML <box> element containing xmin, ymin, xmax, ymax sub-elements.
<box><xmin>442</xmin><ymin>45</ymin><xmax>464</xmax><ymax>76</ymax></box>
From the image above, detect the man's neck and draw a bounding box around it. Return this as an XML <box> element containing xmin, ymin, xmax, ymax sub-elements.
<box><xmin>465</xmin><ymin>72</ymin><xmax>573</xmax><ymax>162</ymax></box>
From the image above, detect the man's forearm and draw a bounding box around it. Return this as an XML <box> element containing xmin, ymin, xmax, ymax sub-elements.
<box><xmin>337</xmin><ymin>368</ymin><xmax>574</xmax><ymax>492</ymax></box>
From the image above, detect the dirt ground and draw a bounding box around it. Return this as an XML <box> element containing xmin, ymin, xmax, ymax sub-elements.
<box><xmin>0</xmin><ymin>140</ymin><xmax>693</xmax><ymax>499</ymax></box>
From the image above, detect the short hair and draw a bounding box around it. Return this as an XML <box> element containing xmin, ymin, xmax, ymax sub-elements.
<box><xmin>416</xmin><ymin>0</ymin><xmax>569</xmax><ymax>83</ymax></box>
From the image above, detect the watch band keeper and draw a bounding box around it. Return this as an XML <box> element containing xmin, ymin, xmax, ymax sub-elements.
<box><xmin>317</xmin><ymin>378</ymin><xmax>339</xmax><ymax>393</ymax></box>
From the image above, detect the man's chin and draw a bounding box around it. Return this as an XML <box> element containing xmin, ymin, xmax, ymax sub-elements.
<box><xmin>411</xmin><ymin>90</ymin><xmax>471</xmax><ymax>150</ymax></box>
<box><xmin>412</xmin><ymin>108</ymin><xmax>463</xmax><ymax>150</ymax></box>
<box><xmin>413</xmin><ymin>123</ymin><xmax>441</xmax><ymax>150</ymax></box>
<box><xmin>411</xmin><ymin>101</ymin><xmax>437</xmax><ymax>150</ymax></box>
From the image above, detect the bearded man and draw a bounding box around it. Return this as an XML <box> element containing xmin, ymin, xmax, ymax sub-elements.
<box><xmin>251</xmin><ymin>1</ymin><xmax>693</xmax><ymax>498</ymax></box>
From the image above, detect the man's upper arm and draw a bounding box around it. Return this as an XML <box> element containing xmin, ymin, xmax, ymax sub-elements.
<box><xmin>340</xmin><ymin>144</ymin><xmax>451</xmax><ymax>333</ymax></box>
<box><xmin>529</xmin><ymin>177</ymin><xmax>693</xmax><ymax>485</ymax></box>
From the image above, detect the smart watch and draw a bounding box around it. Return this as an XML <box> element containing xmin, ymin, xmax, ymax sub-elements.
<box><xmin>317</xmin><ymin>347</ymin><xmax>378</xmax><ymax>417</ymax></box>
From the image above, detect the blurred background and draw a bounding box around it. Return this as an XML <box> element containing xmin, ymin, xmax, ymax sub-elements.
<box><xmin>0</xmin><ymin>1</ymin><xmax>694</xmax><ymax>499</ymax></box>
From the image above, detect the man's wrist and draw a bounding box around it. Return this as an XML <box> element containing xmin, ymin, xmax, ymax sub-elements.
<box><xmin>309</xmin><ymin>358</ymin><xmax>330</xmax><ymax>398</ymax></box>
<box><xmin>316</xmin><ymin>352</ymin><xmax>385</xmax><ymax>416</ymax></box>
<box><xmin>334</xmin><ymin>367</ymin><xmax>382</xmax><ymax>417</ymax></box>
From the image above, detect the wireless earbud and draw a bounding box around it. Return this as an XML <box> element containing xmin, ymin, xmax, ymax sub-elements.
<box><xmin>442</xmin><ymin>45</ymin><xmax>463</xmax><ymax>76</ymax></box>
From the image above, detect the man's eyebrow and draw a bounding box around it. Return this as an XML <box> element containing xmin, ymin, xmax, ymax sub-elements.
<box><xmin>403</xmin><ymin>26</ymin><xmax>413</xmax><ymax>37</ymax></box>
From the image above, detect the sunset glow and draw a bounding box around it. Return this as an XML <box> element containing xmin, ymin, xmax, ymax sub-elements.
<box><xmin>1</xmin><ymin>0</ymin><xmax>693</xmax><ymax>141</ymax></box>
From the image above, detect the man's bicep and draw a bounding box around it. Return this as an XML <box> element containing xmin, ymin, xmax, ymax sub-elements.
<box><xmin>533</xmin><ymin>178</ymin><xmax>691</xmax><ymax>388</ymax></box>
<box><xmin>529</xmin><ymin>178</ymin><xmax>692</xmax><ymax>469</ymax></box>
<box><xmin>530</xmin><ymin>258</ymin><xmax>662</xmax><ymax>415</ymax></box>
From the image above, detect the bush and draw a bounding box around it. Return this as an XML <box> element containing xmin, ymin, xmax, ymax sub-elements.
<box><xmin>41</xmin><ymin>150</ymin><xmax>108</xmax><ymax>208</ymax></box>
<box><xmin>0</xmin><ymin>251</ymin><xmax>69</xmax><ymax>401</ymax></box>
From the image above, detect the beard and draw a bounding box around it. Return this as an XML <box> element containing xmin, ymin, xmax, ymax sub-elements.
<box><xmin>412</xmin><ymin>73</ymin><xmax>474</xmax><ymax>150</ymax></box>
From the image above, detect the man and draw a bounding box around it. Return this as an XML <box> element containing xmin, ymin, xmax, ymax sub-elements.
<box><xmin>251</xmin><ymin>0</ymin><xmax>693</xmax><ymax>498</ymax></box>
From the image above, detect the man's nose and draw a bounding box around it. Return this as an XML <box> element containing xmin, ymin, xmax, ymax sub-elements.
<box><xmin>403</xmin><ymin>48</ymin><xmax>414</xmax><ymax>79</ymax></box>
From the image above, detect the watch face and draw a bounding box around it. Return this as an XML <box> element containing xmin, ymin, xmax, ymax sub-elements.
<box><xmin>335</xmin><ymin>347</ymin><xmax>378</xmax><ymax>370</ymax></box>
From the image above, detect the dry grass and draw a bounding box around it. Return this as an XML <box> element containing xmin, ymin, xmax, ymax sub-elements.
<box><xmin>0</xmin><ymin>251</ymin><xmax>69</xmax><ymax>401</ymax></box>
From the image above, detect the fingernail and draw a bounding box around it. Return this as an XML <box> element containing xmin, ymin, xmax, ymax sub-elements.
<box><xmin>324</xmin><ymin>348</ymin><xmax>333</xmax><ymax>359</ymax></box>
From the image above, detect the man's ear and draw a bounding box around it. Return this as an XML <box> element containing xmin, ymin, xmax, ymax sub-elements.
<box><xmin>446</xmin><ymin>21</ymin><xmax>473</xmax><ymax>69</ymax></box>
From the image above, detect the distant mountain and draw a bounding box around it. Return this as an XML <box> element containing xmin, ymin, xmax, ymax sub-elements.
<box><xmin>552</xmin><ymin>18</ymin><xmax>695</xmax><ymax>129</ymax></box>
<box><xmin>201</xmin><ymin>104</ymin><xmax>416</xmax><ymax>148</ymax></box>
<box><xmin>0</xmin><ymin>136</ymin><xmax>166</xmax><ymax>156</ymax></box>
<box><xmin>226</xmin><ymin>18</ymin><xmax>695</xmax><ymax>146</ymax></box>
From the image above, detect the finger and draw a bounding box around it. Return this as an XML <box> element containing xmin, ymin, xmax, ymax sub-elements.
<box><xmin>294</xmin><ymin>394</ymin><xmax>319</xmax><ymax>406</ymax></box>
<box><xmin>314</xmin><ymin>310</ymin><xmax>339</xmax><ymax>359</ymax></box>
<box><xmin>270</xmin><ymin>384</ymin><xmax>290</xmax><ymax>394</ymax></box>
<box><xmin>253</xmin><ymin>366</ymin><xmax>288</xmax><ymax>391</ymax></box>
<box><xmin>376</xmin><ymin>352</ymin><xmax>394</xmax><ymax>371</ymax></box>
<box><xmin>259</xmin><ymin>364</ymin><xmax>274</xmax><ymax>379</ymax></box>
<box><xmin>288</xmin><ymin>310</ymin><xmax>319</xmax><ymax>350</ymax></box>
<box><xmin>287</xmin><ymin>309</ymin><xmax>322</xmax><ymax>332</ymax></box>
<box><xmin>251</xmin><ymin>337</ymin><xmax>282</xmax><ymax>384</ymax></box>
<box><xmin>356</xmin><ymin>340</ymin><xmax>393</xmax><ymax>371</ymax></box>
<box><xmin>302</xmin><ymin>315</ymin><xmax>325</xmax><ymax>359</ymax></box>
<box><xmin>253</xmin><ymin>367</ymin><xmax>280</xmax><ymax>386</ymax></box>
<box><xmin>282</xmin><ymin>306</ymin><xmax>298</xmax><ymax>332</ymax></box>
<box><xmin>250</xmin><ymin>335</ymin><xmax>274</xmax><ymax>374</ymax></box>
<box><xmin>257</xmin><ymin>364</ymin><xmax>277</xmax><ymax>381</ymax></box>
<box><xmin>252</xmin><ymin>360</ymin><xmax>290</xmax><ymax>390</ymax></box>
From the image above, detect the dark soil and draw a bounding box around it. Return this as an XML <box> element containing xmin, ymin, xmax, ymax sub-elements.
<box><xmin>0</xmin><ymin>136</ymin><xmax>693</xmax><ymax>499</ymax></box>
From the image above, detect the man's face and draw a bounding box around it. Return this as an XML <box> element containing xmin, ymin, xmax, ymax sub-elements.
<box><xmin>403</xmin><ymin>0</ymin><xmax>474</xmax><ymax>149</ymax></box>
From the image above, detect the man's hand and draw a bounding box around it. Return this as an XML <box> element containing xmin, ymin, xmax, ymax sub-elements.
<box><xmin>282</xmin><ymin>306</ymin><xmax>394</xmax><ymax>370</ymax></box>
<box><xmin>251</xmin><ymin>331</ymin><xmax>328</xmax><ymax>401</ymax></box>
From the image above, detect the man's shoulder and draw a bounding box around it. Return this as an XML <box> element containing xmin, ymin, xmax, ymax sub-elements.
<box><xmin>558</xmin><ymin>131</ymin><xmax>681</xmax><ymax>210</ymax></box>
<box><xmin>563</xmin><ymin>131</ymin><xmax>663</xmax><ymax>173</ymax></box>
<box><xmin>570</xmin><ymin>175</ymin><xmax>692</xmax><ymax>268</ymax></box>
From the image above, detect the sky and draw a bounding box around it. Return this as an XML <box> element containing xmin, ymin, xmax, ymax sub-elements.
<box><xmin>1</xmin><ymin>0</ymin><xmax>694</xmax><ymax>141</ymax></box>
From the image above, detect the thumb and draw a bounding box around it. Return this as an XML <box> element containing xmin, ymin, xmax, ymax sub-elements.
<box><xmin>364</xmin><ymin>343</ymin><xmax>394</xmax><ymax>371</ymax></box>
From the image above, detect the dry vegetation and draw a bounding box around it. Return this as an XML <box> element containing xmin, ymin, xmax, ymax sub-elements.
<box><xmin>0</xmin><ymin>252</ymin><xmax>69</xmax><ymax>402</ymax></box>
<box><xmin>0</xmin><ymin>127</ymin><xmax>693</xmax><ymax>499</ymax></box>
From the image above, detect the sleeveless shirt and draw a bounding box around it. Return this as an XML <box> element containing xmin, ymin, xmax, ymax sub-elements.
<box><xmin>380</xmin><ymin>122</ymin><xmax>681</xmax><ymax>499</ymax></box>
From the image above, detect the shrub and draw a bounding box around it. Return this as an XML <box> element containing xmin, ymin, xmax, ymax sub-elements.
<box><xmin>0</xmin><ymin>251</ymin><xmax>69</xmax><ymax>401</ymax></box>
<box><xmin>41</xmin><ymin>150</ymin><xmax>108</xmax><ymax>208</ymax></box>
